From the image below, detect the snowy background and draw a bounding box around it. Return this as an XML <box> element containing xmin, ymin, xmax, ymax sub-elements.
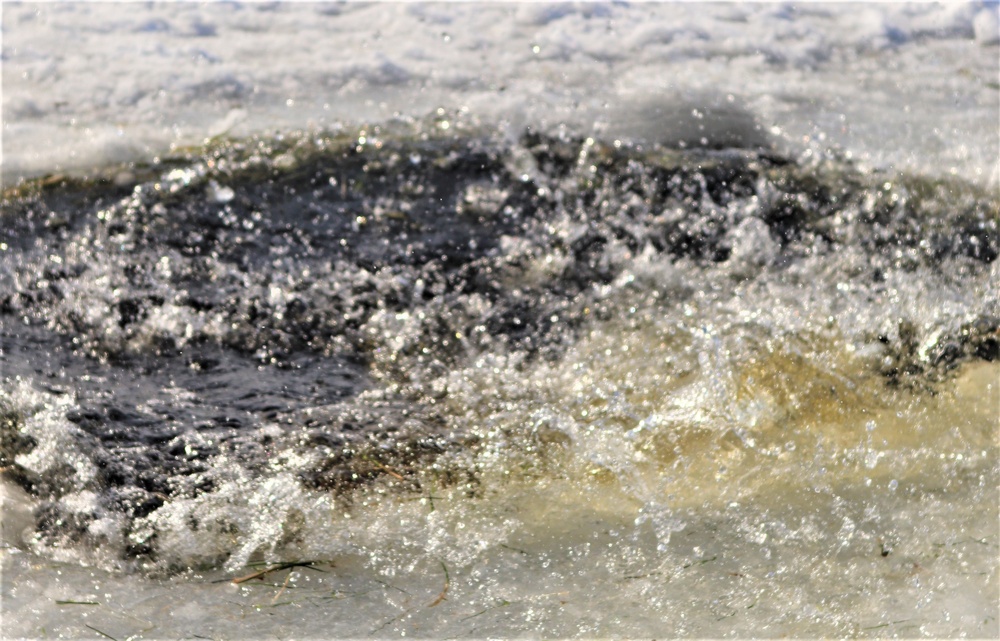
<box><xmin>3</xmin><ymin>2</ymin><xmax>999</xmax><ymax>186</ymax></box>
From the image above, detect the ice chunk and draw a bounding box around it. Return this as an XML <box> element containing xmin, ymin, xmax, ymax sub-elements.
<box><xmin>974</xmin><ymin>7</ymin><xmax>999</xmax><ymax>46</ymax></box>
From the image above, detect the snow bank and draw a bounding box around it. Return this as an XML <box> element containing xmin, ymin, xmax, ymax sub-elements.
<box><xmin>3</xmin><ymin>2</ymin><xmax>998</xmax><ymax>184</ymax></box>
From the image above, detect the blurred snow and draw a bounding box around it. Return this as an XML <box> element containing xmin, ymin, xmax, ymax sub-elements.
<box><xmin>2</xmin><ymin>2</ymin><xmax>998</xmax><ymax>185</ymax></box>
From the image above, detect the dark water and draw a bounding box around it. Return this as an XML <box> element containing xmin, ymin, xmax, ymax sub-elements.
<box><xmin>1</xmin><ymin>124</ymin><xmax>997</xmax><ymax>576</ymax></box>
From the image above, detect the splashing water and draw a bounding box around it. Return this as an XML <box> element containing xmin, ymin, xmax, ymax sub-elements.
<box><xmin>2</xmin><ymin>124</ymin><xmax>997</xmax><ymax>637</ymax></box>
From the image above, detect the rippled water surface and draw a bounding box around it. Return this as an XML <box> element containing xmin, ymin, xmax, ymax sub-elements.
<box><xmin>2</xmin><ymin>124</ymin><xmax>997</xmax><ymax>637</ymax></box>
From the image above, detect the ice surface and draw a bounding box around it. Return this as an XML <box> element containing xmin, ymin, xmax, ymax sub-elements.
<box><xmin>3</xmin><ymin>2</ymin><xmax>998</xmax><ymax>185</ymax></box>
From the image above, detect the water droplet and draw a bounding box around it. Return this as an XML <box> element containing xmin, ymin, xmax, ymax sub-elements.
<box><xmin>208</xmin><ymin>180</ymin><xmax>234</xmax><ymax>203</ymax></box>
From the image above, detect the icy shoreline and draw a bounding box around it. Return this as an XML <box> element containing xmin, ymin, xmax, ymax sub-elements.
<box><xmin>4</xmin><ymin>2</ymin><xmax>999</xmax><ymax>186</ymax></box>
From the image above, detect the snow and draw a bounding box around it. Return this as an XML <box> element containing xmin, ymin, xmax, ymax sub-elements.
<box><xmin>2</xmin><ymin>2</ymin><xmax>997</xmax><ymax>183</ymax></box>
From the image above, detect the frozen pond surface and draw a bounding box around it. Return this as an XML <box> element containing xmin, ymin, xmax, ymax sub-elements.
<box><xmin>2</xmin><ymin>2</ymin><xmax>998</xmax><ymax>639</ymax></box>
<box><xmin>4</xmin><ymin>2</ymin><xmax>999</xmax><ymax>185</ymax></box>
